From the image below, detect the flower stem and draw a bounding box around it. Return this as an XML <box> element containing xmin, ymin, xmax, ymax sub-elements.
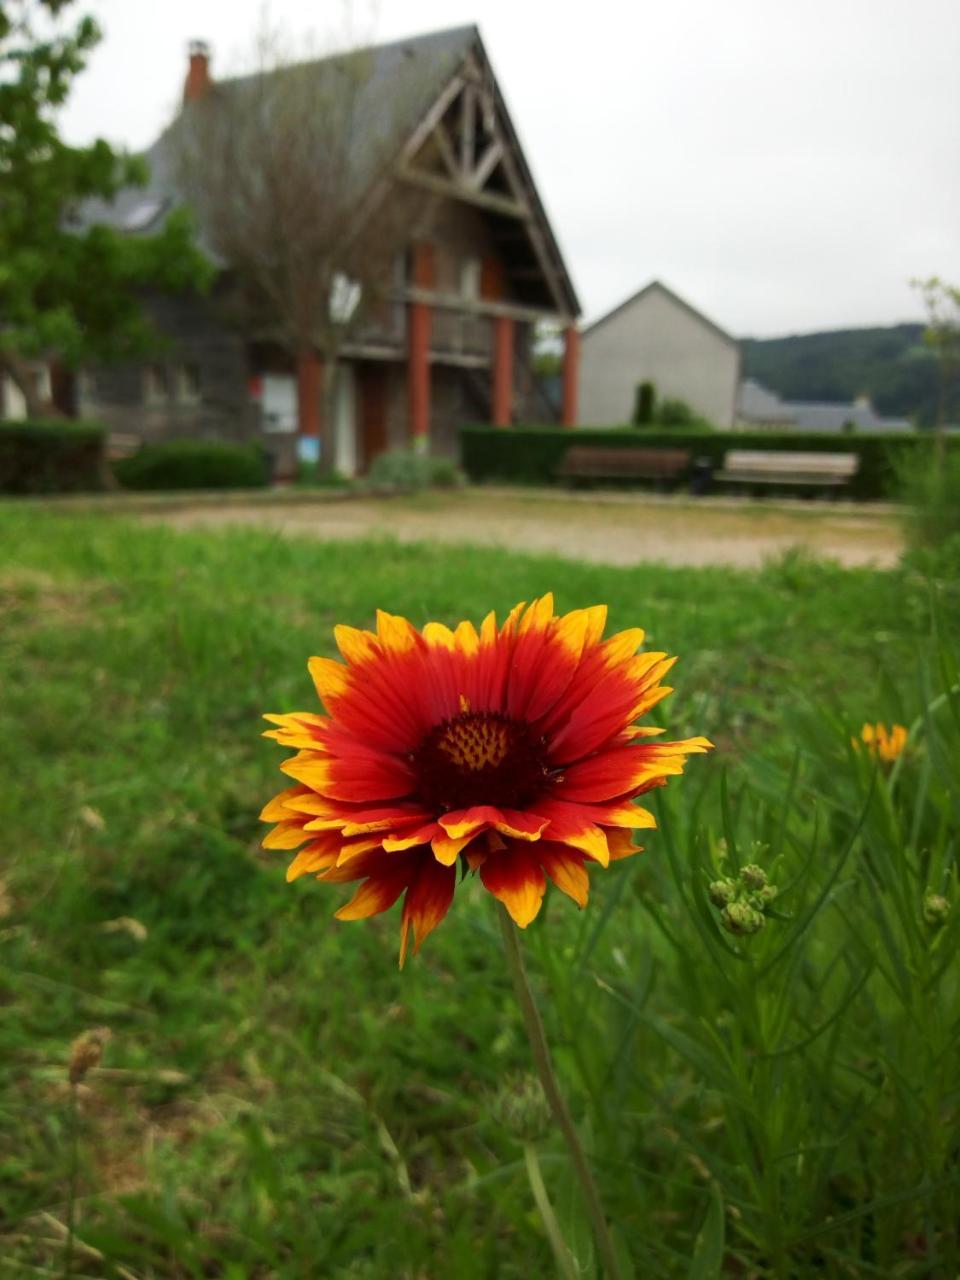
<box><xmin>64</xmin><ymin>1082</ymin><xmax>79</xmax><ymax>1278</ymax></box>
<box><xmin>523</xmin><ymin>1144</ymin><xmax>580</xmax><ymax>1280</ymax></box>
<box><xmin>497</xmin><ymin>904</ymin><xmax>624</xmax><ymax>1280</ymax></box>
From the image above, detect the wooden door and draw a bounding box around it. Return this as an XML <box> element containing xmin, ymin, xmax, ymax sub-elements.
<box><xmin>357</xmin><ymin>363</ymin><xmax>388</xmax><ymax>473</ymax></box>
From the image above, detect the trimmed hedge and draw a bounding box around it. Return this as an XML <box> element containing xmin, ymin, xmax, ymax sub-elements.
<box><xmin>0</xmin><ymin>419</ymin><xmax>106</xmax><ymax>494</ymax></box>
<box><xmin>114</xmin><ymin>440</ymin><xmax>269</xmax><ymax>491</ymax></box>
<box><xmin>460</xmin><ymin>425</ymin><xmax>958</xmax><ymax>500</ymax></box>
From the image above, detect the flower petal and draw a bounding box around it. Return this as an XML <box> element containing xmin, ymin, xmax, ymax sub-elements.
<box><xmin>382</xmin><ymin>822</ymin><xmax>440</xmax><ymax>852</ymax></box>
<box><xmin>480</xmin><ymin>847</ymin><xmax>547</xmax><ymax>927</ymax></box>
<box><xmin>335</xmin><ymin>861</ymin><xmax>414</xmax><ymax>920</ymax></box>
<box><xmin>259</xmin><ymin>785</ymin><xmax>310</xmax><ymax>822</ymax></box>
<box><xmin>534</xmin><ymin>799</ymin><xmax>610</xmax><ymax>865</ymax></box>
<box><xmin>538</xmin><ymin>843</ymin><xmax>590</xmax><ymax>908</ymax></box>
<box><xmin>282</xmin><ymin>748</ymin><xmax>415</xmax><ymax>803</ymax></box>
<box><xmin>308</xmin><ymin>656</ymin><xmax>350</xmax><ymax>708</ymax></box>
<box><xmin>430</xmin><ymin>828</ymin><xmax>475</xmax><ymax>866</ymax></box>
<box><xmin>334</xmin><ymin>624</ymin><xmax>380</xmax><ymax>666</ymax></box>
<box><xmin>399</xmin><ymin>858</ymin><xmax>456</xmax><ymax>966</ymax></box>
<box><xmin>286</xmin><ymin>834</ymin><xmax>342</xmax><ymax>881</ymax></box>
<box><xmin>262</xmin><ymin>821</ymin><xmax>311</xmax><ymax>850</ymax></box>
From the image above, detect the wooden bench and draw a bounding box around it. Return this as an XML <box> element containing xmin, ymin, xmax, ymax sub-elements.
<box><xmin>105</xmin><ymin>432</ymin><xmax>141</xmax><ymax>461</ymax></box>
<box><xmin>715</xmin><ymin>450</ymin><xmax>858</xmax><ymax>491</ymax></box>
<box><xmin>557</xmin><ymin>446</ymin><xmax>691</xmax><ymax>486</ymax></box>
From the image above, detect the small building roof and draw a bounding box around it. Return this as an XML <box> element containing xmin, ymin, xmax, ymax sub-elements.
<box><xmin>737</xmin><ymin>378</ymin><xmax>911</xmax><ymax>433</ymax></box>
<box><xmin>582</xmin><ymin>279</ymin><xmax>739</xmax><ymax>349</ymax></box>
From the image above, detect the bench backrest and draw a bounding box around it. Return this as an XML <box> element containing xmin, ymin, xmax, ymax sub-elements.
<box><xmin>723</xmin><ymin>450</ymin><xmax>859</xmax><ymax>477</ymax></box>
<box><xmin>561</xmin><ymin>446</ymin><xmax>691</xmax><ymax>472</ymax></box>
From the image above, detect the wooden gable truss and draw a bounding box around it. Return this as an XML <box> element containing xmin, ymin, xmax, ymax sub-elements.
<box><xmin>394</xmin><ymin>45</ymin><xmax>579</xmax><ymax>323</ymax></box>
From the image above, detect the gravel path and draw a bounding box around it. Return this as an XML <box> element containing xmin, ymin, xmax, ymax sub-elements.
<box><xmin>143</xmin><ymin>488</ymin><xmax>903</xmax><ymax>570</ymax></box>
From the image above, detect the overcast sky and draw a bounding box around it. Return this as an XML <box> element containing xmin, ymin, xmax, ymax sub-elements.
<box><xmin>59</xmin><ymin>0</ymin><xmax>960</xmax><ymax>338</ymax></box>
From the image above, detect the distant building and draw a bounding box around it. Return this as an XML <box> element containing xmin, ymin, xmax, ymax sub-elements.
<box><xmin>3</xmin><ymin>27</ymin><xmax>580</xmax><ymax>474</ymax></box>
<box><xmin>579</xmin><ymin>280</ymin><xmax>741</xmax><ymax>428</ymax></box>
<box><xmin>737</xmin><ymin>379</ymin><xmax>911</xmax><ymax>433</ymax></box>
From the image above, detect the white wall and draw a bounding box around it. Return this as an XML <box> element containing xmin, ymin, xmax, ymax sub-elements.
<box><xmin>1</xmin><ymin>367</ymin><xmax>51</xmax><ymax>420</ymax></box>
<box><xmin>579</xmin><ymin>285</ymin><xmax>740</xmax><ymax>428</ymax></box>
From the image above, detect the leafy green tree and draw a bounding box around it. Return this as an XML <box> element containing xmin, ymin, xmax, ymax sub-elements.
<box><xmin>0</xmin><ymin>0</ymin><xmax>212</xmax><ymax>416</ymax></box>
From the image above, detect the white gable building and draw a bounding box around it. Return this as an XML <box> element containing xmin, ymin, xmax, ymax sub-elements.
<box><xmin>579</xmin><ymin>280</ymin><xmax>741</xmax><ymax>428</ymax></box>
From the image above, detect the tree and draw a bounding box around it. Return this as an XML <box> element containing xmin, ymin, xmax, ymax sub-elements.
<box><xmin>175</xmin><ymin>20</ymin><xmax>428</xmax><ymax>464</ymax></box>
<box><xmin>0</xmin><ymin>0</ymin><xmax>212</xmax><ymax>417</ymax></box>
<box><xmin>911</xmin><ymin>275</ymin><xmax>960</xmax><ymax>455</ymax></box>
<box><xmin>632</xmin><ymin>380</ymin><xmax>655</xmax><ymax>426</ymax></box>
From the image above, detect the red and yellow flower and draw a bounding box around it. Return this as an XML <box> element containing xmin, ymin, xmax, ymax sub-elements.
<box><xmin>261</xmin><ymin>595</ymin><xmax>711</xmax><ymax>964</ymax></box>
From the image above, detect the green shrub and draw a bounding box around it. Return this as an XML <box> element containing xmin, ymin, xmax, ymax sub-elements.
<box><xmin>114</xmin><ymin>440</ymin><xmax>268</xmax><ymax>491</ymax></box>
<box><xmin>460</xmin><ymin>425</ymin><xmax>960</xmax><ymax>499</ymax></box>
<box><xmin>655</xmin><ymin>396</ymin><xmax>698</xmax><ymax>426</ymax></box>
<box><xmin>633</xmin><ymin>380</ymin><xmax>656</xmax><ymax>425</ymax></box>
<box><xmin>0</xmin><ymin>419</ymin><xmax>106</xmax><ymax>494</ymax></box>
<box><xmin>367</xmin><ymin>449</ymin><xmax>464</xmax><ymax>490</ymax></box>
<box><xmin>295</xmin><ymin>461</ymin><xmax>352</xmax><ymax>489</ymax></box>
<box><xmin>897</xmin><ymin>442</ymin><xmax>960</xmax><ymax>547</ymax></box>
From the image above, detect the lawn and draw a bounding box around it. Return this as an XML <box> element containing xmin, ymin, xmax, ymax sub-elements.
<box><xmin>0</xmin><ymin>506</ymin><xmax>957</xmax><ymax>1278</ymax></box>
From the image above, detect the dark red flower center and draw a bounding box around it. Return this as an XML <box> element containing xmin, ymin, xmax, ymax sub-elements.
<box><xmin>413</xmin><ymin>710</ymin><xmax>550</xmax><ymax>812</ymax></box>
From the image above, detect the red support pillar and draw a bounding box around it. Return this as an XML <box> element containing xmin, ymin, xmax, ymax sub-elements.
<box><xmin>561</xmin><ymin>325</ymin><xmax>579</xmax><ymax>427</ymax></box>
<box><xmin>408</xmin><ymin>243</ymin><xmax>434</xmax><ymax>446</ymax></box>
<box><xmin>296</xmin><ymin>347</ymin><xmax>322</xmax><ymax>438</ymax></box>
<box><xmin>492</xmin><ymin>315</ymin><xmax>514</xmax><ymax>427</ymax></box>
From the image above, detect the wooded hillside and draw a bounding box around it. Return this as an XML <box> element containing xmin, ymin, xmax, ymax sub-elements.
<box><xmin>742</xmin><ymin>324</ymin><xmax>954</xmax><ymax>425</ymax></box>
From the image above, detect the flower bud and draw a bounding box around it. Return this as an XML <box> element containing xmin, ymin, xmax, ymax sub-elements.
<box><xmin>492</xmin><ymin>1075</ymin><xmax>553</xmax><ymax>1144</ymax></box>
<box><xmin>721</xmin><ymin>902</ymin><xmax>765</xmax><ymax>936</ymax></box>
<box><xmin>740</xmin><ymin>864</ymin><xmax>768</xmax><ymax>891</ymax></box>
<box><xmin>68</xmin><ymin>1027</ymin><xmax>111</xmax><ymax>1085</ymax></box>
<box><xmin>708</xmin><ymin>879</ymin><xmax>736</xmax><ymax>908</ymax></box>
<box><xmin>923</xmin><ymin>893</ymin><xmax>950</xmax><ymax>928</ymax></box>
<box><xmin>753</xmin><ymin>883</ymin><xmax>778</xmax><ymax>907</ymax></box>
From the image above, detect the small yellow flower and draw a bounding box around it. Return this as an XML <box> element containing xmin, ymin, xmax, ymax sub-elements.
<box><xmin>857</xmin><ymin>722</ymin><xmax>908</xmax><ymax>764</ymax></box>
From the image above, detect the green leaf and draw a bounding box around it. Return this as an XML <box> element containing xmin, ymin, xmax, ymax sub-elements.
<box><xmin>687</xmin><ymin>1183</ymin><xmax>725</xmax><ymax>1279</ymax></box>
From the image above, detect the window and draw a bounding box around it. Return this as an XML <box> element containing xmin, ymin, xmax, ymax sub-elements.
<box><xmin>461</xmin><ymin>257</ymin><xmax>481</xmax><ymax>302</ymax></box>
<box><xmin>123</xmin><ymin>198</ymin><xmax>167</xmax><ymax>231</ymax></box>
<box><xmin>143</xmin><ymin>365</ymin><xmax>171</xmax><ymax>405</ymax></box>
<box><xmin>261</xmin><ymin>375</ymin><xmax>297</xmax><ymax>434</ymax></box>
<box><xmin>330</xmin><ymin>273</ymin><xmax>362</xmax><ymax>326</ymax></box>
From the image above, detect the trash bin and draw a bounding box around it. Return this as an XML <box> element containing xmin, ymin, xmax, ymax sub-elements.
<box><xmin>689</xmin><ymin>456</ymin><xmax>713</xmax><ymax>495</ymax></box>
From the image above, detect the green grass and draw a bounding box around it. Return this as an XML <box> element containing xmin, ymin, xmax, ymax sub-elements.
<box><xmin>0</xmin><ymin>508</ymin><xmax>957</xmax><ymax>1278</ymax></box>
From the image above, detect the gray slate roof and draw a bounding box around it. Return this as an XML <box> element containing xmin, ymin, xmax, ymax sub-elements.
<box><xmin>737</xmin><ymin>378</ymin><xmax>911</xmax><ymax>433</ymax></box>
<box><xmin>74</xmin><ymin>25</ymin><xmax>479</xmax><ymax>252</ymax></box>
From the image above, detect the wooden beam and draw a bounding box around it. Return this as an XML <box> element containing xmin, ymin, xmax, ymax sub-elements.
<box><xmin>496</xmin><ymin>141</ymin><xmax>570</xmax><ymax>318</ymax></box>
<box><xmin>345</xmin><ymin>71</ymin><xmax>465</xmax><ymax>252</ymax></box>
<box><xmin>399</xmin><ymin>285</ymin><xmax>554</xmax><ymax>324</ymax></box>
<box><xmin>460</xmin><ymin>84</ymin><xmax>476</xmax><ymax>176</ymax></box>
<box><xmin>430</xmin><ymin>351</ymin><xmax>491</xmax><ymax>370</ymax></box>
<box><xmin>398</xmin><ymin>75</ymin><xmax>465</xmax><ymax>166</ymax></box>
<box><xmin>338</xmin><ymin>342</ymin><xmax>405</xmax><ymax>362</ymax></box>
<box><xmin>470</xmin><ymin>139</ymin><xmax>503</xmax><ymax>189</ymax></box>
<box><xmin>396</xmin><ymin>166</ymin><xmax>529</xmax><ymax>220</ymax></box>
<box><xmin>432</xmin><ymin>124</ymin><xmax>460</xmax><ymax>179</ymax></box>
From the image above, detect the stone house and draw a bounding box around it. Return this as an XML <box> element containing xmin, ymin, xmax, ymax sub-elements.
<box><xmin>59</xmin><ymin>26</ymin><xmax>581</xmax><ymax>474</ymax></box>
<box><xmin>579</xmin><ymin>280</ymin><xmax>741</xmax><ymax>428</ymax></box>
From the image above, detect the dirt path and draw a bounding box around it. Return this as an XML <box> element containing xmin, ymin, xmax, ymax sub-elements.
<box><xmin>144</xmin><ymin>488</ymin><xmax>903</xmax><ymax>570</ymax></box>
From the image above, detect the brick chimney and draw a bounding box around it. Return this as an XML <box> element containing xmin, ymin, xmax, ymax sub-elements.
<box><xmin>183</xmin><ymin>40</ymin><xmax>212</xmax><ymax>103</ymax></box>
